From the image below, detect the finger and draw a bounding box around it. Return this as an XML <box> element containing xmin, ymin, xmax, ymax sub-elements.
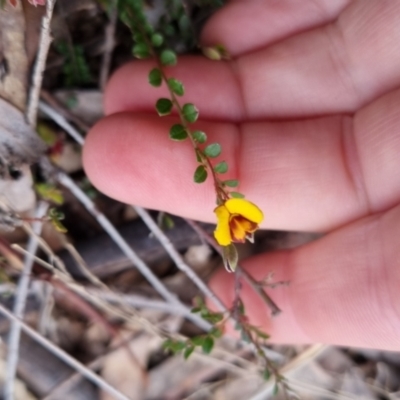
<box><xmin>209</xmin><ymin>203</ymin><xmax>400</xmax><ymax>350</ymax></box>
<box><xmin>105</xmin><ymin>0</ymin><xmax>400</xmax><ymax>119</ymax></box>
<box><xmin>104</xmin><ymin>58</ymin><xmax>246</xmax><ymax>121</ymax></box>
<box><xmin>201</xmin><ymin>0</ymin><xmax>350</xmax><ymax>56</ymax></box>
<box><xmin>84</xmin><ymin>88</ymin><xmax>400</xmax><ymax>231</ymax></box>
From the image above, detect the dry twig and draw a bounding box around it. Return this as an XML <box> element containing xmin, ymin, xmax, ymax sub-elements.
<box><xmin>100</xmin><ymin>0</ymin><xmax>118</xmax><ymax>90</ymax></box>
<box><xmin>4</xmin><ymin>202</ymin><xmax>48</xmax><ymax>400</ymax></box>
<box><xmin>26</xmin><ymin>0</ymin><xmax>56</xmax><ymax>126</ymax></box>
<box><xmin>0</xmin><ymin>303</ymin><xmax>131</xmax><ymax>400</ymax></box>
<box><xmin>58</xmin><ymin>171</ymin><xmax>210</xmax><ymax>331</ymax></box>
<box><xmin>134</xmin><ymin>206</ymin><xmax>227</xmax><ymax>312</ymax></box>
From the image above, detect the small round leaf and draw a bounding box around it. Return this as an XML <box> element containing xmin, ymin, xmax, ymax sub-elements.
<box><xmin>133</xmin><ymin>32</ymin><xmax>145</xmax><ymax>43</ymax></box>
<box><xmin>132</xmin><ymin>43</ymin><xmax>150</xmax><ymax>59</ymax></box>
<box><xmin>193</xmin><ymin>130</ymin><xmax>207</xmax><ymax>143</ymax></box>
<box><xmin>230</xmin><ymin>191</ymin><xmax>245</xmax><ymax>199</ymax></box>
<box><xmin>167</xmin><ymin>78</ymin><xmax>184</xmax><ymax>96</ymax></box>
<box><xmin>194</xmin><ymin>165</ymin><xmax>207</xmax><ymax>183</ymax></box>
<box><xmin>223</xmin><ymin>179</ymin><xmax>239</xmax><ymax>187</ymax></box>
<box><xmin>209</xmin><ymin>327</ymin><xmax>223</xmax><ymax>338</ymax></box>
<box><xmin>204</xmin><ymin>143</ymin><xmax>221</xmax><ymax>158</ymax></box>
<box><xmin>191</xmin><ymin>336</ymin><xmax>205</xmax><ymax>346</ymax></box>
<box><xmin>155</xmin><ymin>98</ymin><xmax>173</xmax><ymax>116</ymax></box>
<box><xmin>202</xmin><ymin>336</ymin><xmax>214</xmax><ymax>354</ymax></box>
<box><xmin>263</xmin><ymin>369</ymin><xmax>271</xmax><ymax>381</ymax></box>
<box><xmin>182</xmin><ymin>103</ymin><xmax>199</xmax><ymax>123</ymax></box>
<box><xmin>148</xmin><ymin>68</ymin><xmax>162</xmax><ymax>87</ymax></box>
<box><xmin>214</xmin><ymin>161</ymin><xmax>228</xmax><ymax>174</ymax></box>
<box><xmin>160</xmin><ymin>49</ymin><xmax>177</xmax><ymax>66</ymax></box>
<box><xmin>184</xmin><ymin>346</ymin><xmax>195</xmax><ymax>360</ymax></box>
<box><xmin>151</xmin><ymin>33</ymin><xmax>164</xmax><ymax>47</ymax></box>
<box><xmin>169</xmin><ymin>124</ymin><xmax>187</xmax><ymax>141</ymax></box>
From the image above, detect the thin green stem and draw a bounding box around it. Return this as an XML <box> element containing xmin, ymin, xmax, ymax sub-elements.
<box><xmin>123</xmin><ymin>3</ymin><xmax>230</xmax><ymax>202</ymax></box>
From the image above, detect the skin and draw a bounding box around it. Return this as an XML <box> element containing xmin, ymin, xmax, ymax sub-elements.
<box><xmin>83</xmin><ymin>0</ymin><xmax>400</xmax><ymax>350</ymax></box>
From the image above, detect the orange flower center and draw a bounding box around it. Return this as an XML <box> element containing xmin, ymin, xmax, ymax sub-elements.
<box><xmin>229</xmin><ymin>214</ymin><xmax>258</xmax><ymax>243</ymax></box>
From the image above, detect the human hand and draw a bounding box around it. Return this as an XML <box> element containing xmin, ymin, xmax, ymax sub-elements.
<box><xmin>83</xmin><ymin>0</ymin><xmax>400</xmax><ymax>350</ymax></box>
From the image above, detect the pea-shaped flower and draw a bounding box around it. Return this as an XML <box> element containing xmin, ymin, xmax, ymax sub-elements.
<box><xmin>214</xmin><ymin>198</ymin><xmax>264</xmax><ymax>246</ymax></box>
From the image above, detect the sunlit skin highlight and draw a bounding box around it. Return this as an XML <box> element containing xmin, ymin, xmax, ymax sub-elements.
<box><xmin>214</xmin><ymin>198</ymin><xmax>264</xmax><ymax>246</ymax></box>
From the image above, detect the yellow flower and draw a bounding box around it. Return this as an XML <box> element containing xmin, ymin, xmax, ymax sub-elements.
<box><xmin>214</xmin><ymin>198</ymin><xmax>264</xmax><ymax>246</ymax></box>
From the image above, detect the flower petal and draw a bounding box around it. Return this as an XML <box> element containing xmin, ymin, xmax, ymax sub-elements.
<box><xmin>225</xmin><ymin>199</ymin><xmax>264</xmax><ymax>223</ymax></box>
<box><xmin>214</xmin><ymin>205</ymin><xmax>232</xmax><ymax>246</ymax></box>
<box><xmin>234</xmin><ymin>216</ymin><xmax>258</xmax><ymax>233</ymax></box>
<box><xmin>230</xmin><ymin>217</ymin><xmax>247</xmax><ymax>242</ymax></box>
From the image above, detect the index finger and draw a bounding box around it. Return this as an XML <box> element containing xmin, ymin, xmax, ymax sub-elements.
<box><xmin>84</xmin><ymin>88</ymin><xmax>400</xmax><ymax>232</ymax></box>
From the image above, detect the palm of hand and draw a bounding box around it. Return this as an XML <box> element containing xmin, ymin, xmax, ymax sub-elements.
<box><xmin>84</xmin><ymin>0</ymin><xmax>400</xmax><ymax>350</ymax></box>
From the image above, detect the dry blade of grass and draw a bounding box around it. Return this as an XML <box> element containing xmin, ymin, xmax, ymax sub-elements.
<box><xmin>57</xmin><ymin>171</ymin><xmax>211</xmax><ymax>331</ymax></box>
<box><xmin>0</xmin><ymin>303</ymin><xmax>131</xmax><ymax>400</ymax></box>
<box><xmin>4</xmin><ymin>201</ymin><xmax>48</xmax><ymax>400</ymax></box>
<box><xmin>133</xmin><ymin>205</ymin><xmax>227</xmax><ymax>313</ymax></box>
<box><xmin>26</xmin><ymin>0</ymin><xmax>56</xmax><ymax>127</ymax></box>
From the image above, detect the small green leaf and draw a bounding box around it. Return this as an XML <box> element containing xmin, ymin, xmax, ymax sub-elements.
<box><xmin>194</xmin><ymin>165</ymin><xmax>207</xmax><ymax>183</ymax></box>
<box><xmin>191</xmin><ymin>307</ymin><xmax>202</xmax><ymax>314</ymax></box>
<box><xmin>204</xmin><ymin>143</ymin><xmax>221</xmax><ymax>158</ymax></box>
<box><xmin>132</xmin><ymin>43</ymin><xmax>150</xmax><ymax>59</ymax></box>
<box><xmin>49</xmin><ymin>208</ymin><xmax>67</xmax><ymax>232</ymax></box>
<box><xmin>148</xmin><ymin>68</ymin><xmax>162</xmax><ymax>87</ymax></box>
<box><xmin>162</xmin><ymin>339</ymin><xmax>174</xmax><ymax>350</ymax></box>
<box><xmin>155</xmin><ymin>98</ymin><xmax>173</xmax><ymax>116</ymax></box>
<box><xmin>222</xmin><ymin>243</ymin><xmax>238</xmax><ymax>272</ymax></box>
<box><xmin>160</xmin><ymin>49</ymin><xmax>177</xmax><ymax>66</ymax></box>
<box><xmin>163</xmin><ymin>339</ymin><xmax>186</xmax><ymax>353</ymax></box>
<box><xmin>273</xmin><ymin>383</ymin><xmax>279</xmax><ymax>396</ymax></box>
<box><xmin>184</xmin><ymin>346</ymin><xmax>195</xmax><ymax>360</ymax></box>
<box><xmin>133</xmin><ymin>32</ymin><xmax>145</xmax><ymax>43</ymax></box>
<box><xmin>240</xmin><ymin>330</ymin><xmax>251</xmax><ymax>343</ymax></box>
<box><xmin>238</xmin><ymin>300</ymin><xmax>245</xmax><ymax>315</ymax></box>
<box><xmin>35</xmin><ymin>183</ymin><xmax>64</xmax><ymax>205</ymax></box>
<box><xmin>191</xmin><ymin>336</ymin><xmax>205</xmax><ymax>346</ymax></box>
<box><xmin>202</xmin><ymin>312</ymin><xmax>224</xmax><ymax>324</ymax></box>
<box><xmin>230</xmin><ymin>192</ymin><xmax>245</xmax><ymax>199</ymax></box>
<box><xmin>202</xmin><ymin>336</ymin><xmax>214</xmax><ymax>354</ymax></box>
<box><xmin>193</xmin><ymin>130</ymin><xmax>207</xmax><ymax>143</ymax></box>
<box><xmin>157</xmin><ymin>212</ymin><xmax>175</xmax><ymax>230</ymax></box>
<box><xmin>209</xmin><ymin>327</ymin><xmax>223</xmax><ymax>338</ymax></box>
<box><xmin>255</xmin><ymin>329</ymin><xmax>270</xmax><ymax>340</ymax></box>
<box><xmin>214</xmin><ymin>161</ymin><xmax>228</xmax><ymax>174</ymax></box>
<box><xmin>37</xmin><ymin>123</ymin><xmax>58</xmax><ymax>145</ymax></box>
<box><xmin>223</xmin><ymin>179</ymin><xmax>239</xmax><ymax>187</ymax></box>
<box><xmin>178</xmin><ymin>14</ymin><xmax>190</xmax><ymax>32</ymax></box>
<box><xmin>49</xmin><ymin>208</ymin><xmax>65</xmax><ymax>220</ymax></box>
<box><xmin>167</xmin><ymin>78</ymin><xmax>184</xmax><ymax>96</ymax></box>
<box><xmin>263</xmin><ymin>369</ymin><xmax>271</xmax><ymax>381</ymax></box>
<box><xmin>164</xmin><ymin>24</ymin><xmax>175</xmax><ymax>37</ymax></box>
<box><xmin>182</xmin><ymin>103</ymin><xmax>199</xmax><ymax>123</ymax></box>
<box><xmin>51</xmin><ymin>218</ymin><xmax>68</xmax><ymax>233</ymax></box>
<box><xmin>169</xmin><ymin>124</ymin><xmax>187</xmax><ymax>141</ymax></box>
<box><xmin>151</xmin><ymin>33</ymin><xmax>164</xmax><ymax>47</ymax></box>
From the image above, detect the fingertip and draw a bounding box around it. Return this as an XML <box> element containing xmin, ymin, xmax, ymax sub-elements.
<box><xmin>83</xmin><ymin>114</ymin><xmax>125</xmax><ymax>198</ymax></box>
